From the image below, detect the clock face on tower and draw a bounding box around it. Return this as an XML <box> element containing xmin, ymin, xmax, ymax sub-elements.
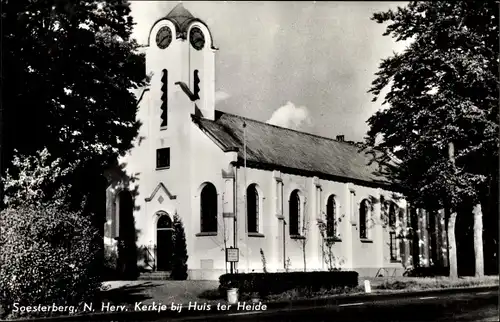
<box><xmin>189</xmin><ymin>27</ymin><xmax>205</xmax><ymax>51</ymax></box>
<box><xmin>156</xmin><ymin>26</ymin><xmax>172</xmax><ymax>49</ymax></box>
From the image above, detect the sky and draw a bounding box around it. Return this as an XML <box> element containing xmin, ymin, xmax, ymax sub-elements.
<box><xmin>130</xmin><ymin>1</ymin><xmax>410</xmax><ymax>143</ymax></box>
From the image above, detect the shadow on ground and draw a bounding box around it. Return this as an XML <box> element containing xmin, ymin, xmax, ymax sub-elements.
<box><xmin>99</xmin><ymin>280</ymin><xmax>221</xmax><ymax>307</ymax></box>
<box><xmin>99</xmin><ymin>282</ymin><xmax>156</xmax><ymax>307</ymax></box>
<box><xmin>198</xmin><ymin>289</ymin><xmax>224</xmax><ymax>300</ymax></box>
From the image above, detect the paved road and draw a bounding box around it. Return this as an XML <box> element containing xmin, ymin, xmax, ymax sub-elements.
<box><xmin>166</xmin><ymin>290</ymin><xmax>498</xmax><ymax>322</ymax></box>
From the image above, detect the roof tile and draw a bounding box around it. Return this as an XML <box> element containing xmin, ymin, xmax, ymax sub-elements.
<box><xmin>193</xmin><ymin>110</ymin><xmax>393</xmax><ymax>188</ymax></box>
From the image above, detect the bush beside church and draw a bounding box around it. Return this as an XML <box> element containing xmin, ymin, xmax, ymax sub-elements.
<box><xmin>0</xmin><ymin>150</ymin><xmax>103</xmax><ymax>319</ymax></box>
<box><xmin>171</xmin><ymin>214</ymin><xmax>189</xmax><ymax>280</ymax></box>
<box><xmin>0</xmin><ymin>202</ymin><xmax>102</xmax><ymax>319</ymax></box>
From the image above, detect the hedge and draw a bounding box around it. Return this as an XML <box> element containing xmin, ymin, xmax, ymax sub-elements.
<box><xmin>403</xmin><ymin>266</ymin><xmax>450</xmax><ymax>277</ymax></box>
<box><xmin>219</xmin><ymin>271</ymin><xmax>358</xmax><ymax>295</ymax></box>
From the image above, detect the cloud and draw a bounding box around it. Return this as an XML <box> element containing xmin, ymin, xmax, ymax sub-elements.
<box><xmin>215</xmin><ymin>91</ymin><xmax>231</xmax><ymax>104</ymax></box>
<box><xmin>266</xmin><ymin>101</ymin><xmax>311</xmax><ymax>130</ymax></box>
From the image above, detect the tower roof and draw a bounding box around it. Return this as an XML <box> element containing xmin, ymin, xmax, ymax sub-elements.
<box><xmin>165</xmin><ymin>3</ymin><xmax>196</xmax><ymax>34</ymax></box>
<box><xmin>147</xmin><ymin>3</ymin><xmax>217</xmax><ymax>49</ymax></box>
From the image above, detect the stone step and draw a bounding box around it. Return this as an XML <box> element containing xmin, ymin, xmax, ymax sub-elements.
<box><xmin>139</xmin><ymin>271</ymin><xmax>172</xmax><ymax>280</ymax></box>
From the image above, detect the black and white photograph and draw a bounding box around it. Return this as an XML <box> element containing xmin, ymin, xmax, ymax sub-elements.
<box><xmin>0</xmin><ymin>1</ymin><xmax>498</xmax><ymax>321</ymax></box>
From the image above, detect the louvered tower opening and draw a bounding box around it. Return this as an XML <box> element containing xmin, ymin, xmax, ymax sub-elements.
<box><xmin>160</xmin><ymin>69</ymin><xmax>168</xmax><ymax>127</ymax></box>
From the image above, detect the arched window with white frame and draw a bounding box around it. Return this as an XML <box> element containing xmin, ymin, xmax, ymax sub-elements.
<box><xmin>200</xmin><ymin>183</ymin><xmax>218</xmax><ymax>233</ymax></box>
<box><xmin>359</xmin><ymin>199</ymin><xmax>371</xmax><ymax>239</ymax></box>
<box><xmin>326</xmin><ymin>195</ymin><xmax>337</xmax><ymax>238</ymax></box>
<box><xmin>247</xmin><ymin>184</ymin><xmax>259</xmax><ymax>234</ymax></box>
<box><xmin>289</xmin><ymin>189</ymin><xmax>301</xmax><ymax>236</ymax></box>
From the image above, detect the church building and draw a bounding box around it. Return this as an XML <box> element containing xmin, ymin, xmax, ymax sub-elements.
<box><xmin>104</xmin><ymin>4</ymin><xmax>447</xmax><ymax>280</ymax></box>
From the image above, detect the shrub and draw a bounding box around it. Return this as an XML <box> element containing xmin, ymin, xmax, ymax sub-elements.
<box><xmin>0</xmin><ymin>201</ymin><xmax>102</xmax><ymax>319</ymax></box>
<box><xmin>0</xmin><ymin>150</ymin><xmax>101</xmax><ymax>319</ymax></box>
<box><xmin>260</xmin><ymin>249</ymin><xmax>268</xmax><ymax>273</ymax></box>
<box><xmin>117</xmin><ymin>239</ymin><xmax>139</xmax><ymax>280</ymax></box>
<box><xmin>403</xmin><ymin>266</ymin><xmax>450</xmax><ymax>277</ymax></box>
<box><xmin>171</xmin><ymin>213</ymin><xmax>188</xmax><ymax>280</ymax></box>
<box><xmin>219</xmin><ymin>271</ymin><xmax>358</xmax><ymax>296</ymax></box>
<box><xmin>102</xmin><ymin>245</ymin><xmax>119</xmax><ymax>281</ymax></box>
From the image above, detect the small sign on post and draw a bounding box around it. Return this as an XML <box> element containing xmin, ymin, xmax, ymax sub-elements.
<box><xmin>226</xmin><ymin>247</ymin><xmax>239</xmax><ymax>274</ymax></box>
<box><xmin>226</xmin><ymin>247</ymin><xmax>239</xmax><ymax>263</ymax></box>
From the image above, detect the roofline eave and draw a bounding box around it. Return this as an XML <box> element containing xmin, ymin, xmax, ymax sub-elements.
<box><xmin>234</xmin><ymin>158</ymin><xmax>402</xmax><ymax>193</ymax></box>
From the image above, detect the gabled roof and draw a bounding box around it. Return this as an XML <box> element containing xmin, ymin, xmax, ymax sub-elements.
<box><xmin>192</xmin><ymin>111</ymin><xmax>396</xmax><ymax>189</ymax></box>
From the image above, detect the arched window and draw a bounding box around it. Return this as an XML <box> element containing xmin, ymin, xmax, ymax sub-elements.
<box><xmin>200</xmin><ymin>183</ymin><xmax>218</xmax><ymax>233</ymax></box>
<box><xmin>398</xmin><ymin>208</ymin><xmax>405</xmax><ymax>228</ymax></box>
<box><xmin>326</xmin><ymin>195</ymin><xmax>336</xmax><ymax>238</ymax></box>
<box><xmin>359</xmin><ymin>199</ymin><xmax>370</xmax><ymax>239</ymax></box>
<box><xmin>389</xmin><ymin>205</ymin><xmax>405</xmax><ymax>261</ymax></box>
<box><xmin>289</xmin><ymin>190</ymin><xmax>301</xmax><ymax>236</ymax></box>
<box><xmin>387</xmin><ymin>202</ymin><xmax>399</xmax><ymax>260</ymax></box>
<box><xmin>389</xmin><ymin>202</ymin><xmax>398</xmax><ymax>228</ymax></box>
<box><xmin>247</xmin><ymin>184</ymin><xmax>259</xmax><ymax>234</ymax></box>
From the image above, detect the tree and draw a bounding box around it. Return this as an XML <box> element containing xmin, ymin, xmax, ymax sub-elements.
<box><xmin>171</xmin><ymin>213</ymin><xmax>189</xmax><ymax>280</ymax></box>
<box><xmin>297</xmin><ymin>206</ymin><xmax>310</xmax><ymax>272</ymax></box>
<box><xmin>1</xmin><ymin>0</ymin><xmax>146</xmax><ymax>212</ymax></box>
<box><xmin>366</xmin><ymin>1</ymin><xmax>498</xmax><ymax>278</ymax></box>
<box><xmin>0</xmin><ymin>150</ymin><xmax>101</xmax><ymax>319</ymax></box>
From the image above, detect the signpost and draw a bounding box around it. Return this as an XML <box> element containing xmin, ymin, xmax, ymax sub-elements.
<box><xmin>226</xmin><ymin>247</ymin><xmax>239</xmax><ymax>274</ymax></box>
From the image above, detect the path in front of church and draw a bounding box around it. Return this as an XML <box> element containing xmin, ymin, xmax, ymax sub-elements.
<box><xmin>164</xmin><ymin>290</ymin><xmax>498</xmax><ymax>322</ymax></box>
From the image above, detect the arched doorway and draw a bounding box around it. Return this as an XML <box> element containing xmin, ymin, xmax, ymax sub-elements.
<box><xmin>156</xmin><ymin>213</ymin><xmax>174</xmax><ymax>271</ymax></box>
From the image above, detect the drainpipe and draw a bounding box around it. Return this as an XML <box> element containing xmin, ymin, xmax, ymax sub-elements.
<box><xmin>283</xmin><ymin>219</ymin><xmax>286</xmax><ymax>269</ymax></box>
<box><xmin>233</xmin><ymin>164</ymin><xmax>238</xmax><ymax>272</ymax></box>
<box><xmin>281</xmin><ymin>183</ymin><xmax>286</xmax><ymax>269</ymax></box>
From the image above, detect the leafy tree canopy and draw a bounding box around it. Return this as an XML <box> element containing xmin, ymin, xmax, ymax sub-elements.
<box><xmin>2</xmin><ymin>0</ymin><xmax>147</xmax><ymax>208</ymax></box>
<box><xmin>366</xmin><ymin>1</ymin><xmax>499</xmax><ymax>209</ymax></box>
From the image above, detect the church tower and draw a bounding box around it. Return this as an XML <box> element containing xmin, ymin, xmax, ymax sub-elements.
<box><xmin>146</xmin><ymin>3</ymin><xmax>217</xmax><ymax>124</ymax></box>
<box><xmin>105</xmin><ymin>4</ymin><xmax>220</xmax><ymax>276</ymax></box>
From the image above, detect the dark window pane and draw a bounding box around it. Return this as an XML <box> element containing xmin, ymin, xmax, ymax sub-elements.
<box><xmin>255</xmin><ymin>188</ymin><xmax>259</xmax><ymax>233</ymax></box>
<box><xmin>193</xmin><ymin>70</ymin><xmax>200</xmax><ymax>100</ymax></box>
<box><xmin>289</xmin><ymin>190</ymin><xmax>300</xmax><ymax>235</ymax></box>
<box><xmin>389</xmin><ymin>203</ymin><xmax>397</xmax><ymax>227</ymax></box>
<box><xmin>360</xmin><ymin>200</ymin><xmax>368</xmax><ymax>239</ymax></box>
<box><xmin>247</xmin><ymin>185</ymin><xmax>259</xmax><ymax>233</ymax></box>
<box><xmin>390</xmin><ymin>231</ymin><xmax>397</xmax><ymax>261</ymax></box>
<box><xmin>327</xmin><ymin>195</ymin><xmax>336</xmax><ymax>237</ymax></box>
<box><xmin>161</xmin><ymin>69</ymin><xmax>168</xmax><ymax>127</ymax></box>
<box><xmin>156</xmin><ymin>148</ymin><xmax>170</xmax><ymax>169</ymax></box>
<box><xmin>200</xmin><ymin>183</ymin><xmax>217</xmax><ymax>233</ymax></box>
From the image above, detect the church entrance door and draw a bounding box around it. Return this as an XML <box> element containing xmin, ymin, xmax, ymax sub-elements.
<box><xmin>156</xmin><ymin>214</ymin><xmax>174</xmax><ymax>271</ymax></box>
